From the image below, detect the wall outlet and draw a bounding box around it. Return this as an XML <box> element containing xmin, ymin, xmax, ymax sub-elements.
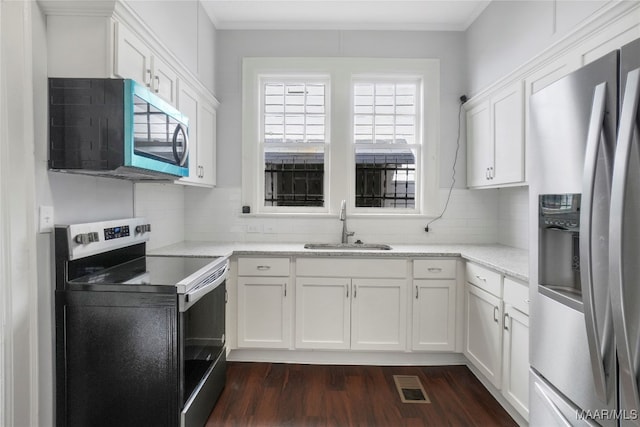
<box><xmin>39</xmin><ymin>205</ymin><xmax>55</xmax><ymax>233</ymax></box>
<box><xmin>247</xmin><ymin>224</ymin><xmax>263</xmax><ymax>233</ymax></box>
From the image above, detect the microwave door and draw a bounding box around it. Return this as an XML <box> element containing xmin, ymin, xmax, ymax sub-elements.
<box><xmin>133</xmin><ymin>96</ymin><xmax>188</xmax><ymax>165</ymax></box>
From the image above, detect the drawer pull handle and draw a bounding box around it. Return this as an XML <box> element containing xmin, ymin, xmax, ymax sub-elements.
<box><xmin>493</xmin><ymin>306</ymin><xmax>499</xmax><ymax>323</ymax></box>
<box><xmin>427</xmin><ymin>267</ymin><xmax>443</xmax><ymax>273</ymax></box>
<box><xmin>256</xmin><ymin>265</ymin><xmax>271</xmax><ymax>271</ymax></box>
<box><xmin>346</xmin><ymin>284</ymin><xmax>349</xmax><ymax>298</ymax></box>
<box><xmin>416</xmin><ymin>285</ymin><xmax>419</xmax><ymax>299</ymax></box>
<box><xmin>353</xmin><ymin>285</ymin><xmax>357</xmax><ymax>298</ymax></box>
<box><xmin>475</xmin><ymin>275</ymin><xmax>487</xmax><ymax>282</ymax></box>
<box><xmin>504</xmin><ymin>313</ymin><xmax>510</xmax><ymax>330</ymax></box>
<box><xmin>284</xmin><ymin>283</ymin><xmax>287</xmax><ymax>297</ymax></box>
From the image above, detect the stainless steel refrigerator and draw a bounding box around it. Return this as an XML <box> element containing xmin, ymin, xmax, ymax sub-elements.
<box><xmin>529</xmin><ymin>37</ymin><xmax>640</xmax><ymax>426</ymax></box>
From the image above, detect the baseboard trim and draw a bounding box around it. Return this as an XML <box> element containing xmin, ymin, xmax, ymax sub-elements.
<box><xmin>227</xmin><ymin>349</ymin><xmax>467</xmax><ymax>366</ymax></box>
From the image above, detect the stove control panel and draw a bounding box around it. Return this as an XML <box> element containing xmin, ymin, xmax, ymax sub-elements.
<box><xmin>58</xmin><ymin>218</ymin><xmax>150</xmax><ymax>260</ymax></box>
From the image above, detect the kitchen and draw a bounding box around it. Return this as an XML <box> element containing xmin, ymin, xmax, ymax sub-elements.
<box><xmin>2</xmin><ymin>0</ymin><xmax>640</xmax><ymax>426</ymax></box>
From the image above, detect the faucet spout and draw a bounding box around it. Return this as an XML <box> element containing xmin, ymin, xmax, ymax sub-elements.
<box><xmin>339</xmin><ymin>200</ymin><xmax>355</xmax><ymax>243</ymax></box>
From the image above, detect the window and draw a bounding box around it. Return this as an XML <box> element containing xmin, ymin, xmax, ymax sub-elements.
<box><xmin>262</xmin><ymin>80</ymin><xmax>328</xmax><ymax>207</ymax></box>
<box><xmin>242</xmin><ymin>58</ymin><xmax>439</xmax><ymax>216</ymax></box>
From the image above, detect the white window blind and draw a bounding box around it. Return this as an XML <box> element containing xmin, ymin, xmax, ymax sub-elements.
<box><xmin>263</xmin><ymin>82</ymin><xmax>326</xmax><ymax>144</ymax></box>
<box><xmin>354</xmin><ymin>82</ymin><xmax>418</xmax><ymax>145</ymax></box>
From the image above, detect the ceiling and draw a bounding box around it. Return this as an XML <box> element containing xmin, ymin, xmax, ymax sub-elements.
<box><xmin>199</xmin><ymin>0</ymin><xmax>492</xmax><ymax>31</ymax></box>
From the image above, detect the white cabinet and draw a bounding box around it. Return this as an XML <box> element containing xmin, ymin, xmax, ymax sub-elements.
<box><xmin>412</xmin><ymin>259</ymin><xmax>457</xmax><ymax>351</ymax></box>
<box><xmin>466</xmin><ymin>82</ymin><xmax>525</xmax><ymax>188</ymax></box>
<box><xmin>114</xmin><ymin>22</ymin><xmax>178</xmax><ymax>106</ymax></box>
<box><xmin>350</xmin><ymin>279</ymin><xmax>407</xmax><ymax>351</ymax></box>
<box><xmin>502</xmin><ymin>277</ymin><xmax>530</xmax><ymax>421</ymax></box>
<box><xmin>295</xmin><ymin>258</ymin><xmax>407</xmax><ymax>351</ymax></box>
<box><xmin>237</xmin><ymin>257</ymin><xmax>292</xmax><ymax>349</ymax></box>
<box><xmin>176</xmin><ymin>83</ymin><xmax>217</xmax><ymax>187</ymax></box>
<box><xmin>295</xmin><ymin>277</ymin><xmax>351</xmax><ymax>349</ymax></box>
<box><xmin>464</xmin><ymin>262</ymin><xmax>530</xmax><ymax>420</ymax></box>
<box><xmin>465</xmin><ymin>281</ymin><xmax>503</xmax><ymax>388</ymax></box>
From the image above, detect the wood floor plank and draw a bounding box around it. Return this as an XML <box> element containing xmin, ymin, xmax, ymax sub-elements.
<box><xmin>206</xmin><ymin>362</ymin><xmax>517</xmax><ymax>427</ymax></box>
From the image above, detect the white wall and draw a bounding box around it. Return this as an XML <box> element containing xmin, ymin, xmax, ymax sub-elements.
<box><xmin>465</xmin><ymin>0</ymin><xmax>609</xmax><ymax>94</ymax></box>
<box><xmin>216</xmin><ymin>29</ymin><xmax>468</xmax><ymax>189</ymax></box>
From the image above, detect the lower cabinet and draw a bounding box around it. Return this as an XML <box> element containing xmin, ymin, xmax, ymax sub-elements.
<box><xmin>464</xmin><ymin>282</ymin><xmax>503</xmax><ymax>388</ymax></box>
<box><xmin>412</xmin><ymin>279</ymin><xmax>456</xmax><ymax>351</ymax></box>
<box><xmin>236</xmin><ymin>257</ymin><xmax>292</xmax><ymax>349</ymax></box>
<box><xmin>295</xmin><ymin>277</ymin><xmax>407</xmax><ymax>351</ymax></box>
<box><xmin>501</xmin><ymin>277</ymin><xmax>530</xmax><ymax>421</ymax></box>
<box><xmin>237</xmin><ymin>276</ymin><xmax>291</xmax><ymax>348</ymax></box>
<box><xmin>464</xmin><ymin>262</ymin><xmax>530</xmax><ymax>421</ymax></box>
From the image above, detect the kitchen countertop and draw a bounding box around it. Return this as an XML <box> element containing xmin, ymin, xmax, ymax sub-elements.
<box><xmin>149</xmin><ymin>242</ymin><xmax>529</xmax><ymax>283</ymax></box>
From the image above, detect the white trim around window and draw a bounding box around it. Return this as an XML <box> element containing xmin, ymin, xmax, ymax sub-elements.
<box><xmin>242</xmin><ymin>57</ymin><xmax>440</xmax><ymax>217</ymax></box>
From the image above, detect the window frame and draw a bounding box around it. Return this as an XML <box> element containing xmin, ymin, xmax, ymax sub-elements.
<box><xmin>242</xmin><ymin>57</ymin><xmax>440</xmax><ymax>217</ymax></box>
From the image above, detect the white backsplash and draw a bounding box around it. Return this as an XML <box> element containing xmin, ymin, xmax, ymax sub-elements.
<box><xmin>134</xmin><ymin>183</ymin><xmax>186</xmax><ymax>250</ymax></box>
<box><xmin>184</xmin><ymin>186</ymin><xmax>501</xmax><ymax>244</ymax></box>
<box><xmin>497</xmin><ymin>186</ymin><xmax>529</xmax><ymax>250</ymax></box>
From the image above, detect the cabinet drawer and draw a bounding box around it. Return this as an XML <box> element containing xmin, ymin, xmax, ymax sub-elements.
<box><xmin>413</xmin><ymin>259</ymin><xmax>456</xmax><ymax>279</ymax></box>
<box><xmin>465</xmin><ymin>262</ymin><xmax>502</xmax><ymax>297</ymax></box>
<box><xmin>296</xmin><ymin>258</ymin><xmax>406</xmax><ymax>278</ymax></box>
<box><xmin>238</xmin><ymin>257</ymin><xmax>290</xmax><ymax>276</ymax></box>
<box><xmin>504</xmin><ymin>277</ymin><xmax>529</xmax><ymax>315</ymax></box>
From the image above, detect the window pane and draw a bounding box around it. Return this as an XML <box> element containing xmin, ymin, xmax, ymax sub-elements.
<box><xmin>264</xmin><ymin>147</ymin><xmax>324</xmax><ymax>207</ymax></box>
<box><xmin>354</xmin><ymin>147</ymin><xmax>416</xmax><ymax>208</ymax></box>
<box><xmin>353</xmin><ymin>81</ymin><xmax>418</xmax><ymax>146</ymax></box>
<box><xmin>263</xmin><ymin>81</ymin><xmax>327</xmax><ymax>144</ymax></box>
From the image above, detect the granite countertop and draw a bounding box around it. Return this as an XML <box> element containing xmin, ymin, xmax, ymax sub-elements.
<box><xmin>149</xmin><ymin>242</ymin><xmax>529</xmax><ymax>283</ymax></box>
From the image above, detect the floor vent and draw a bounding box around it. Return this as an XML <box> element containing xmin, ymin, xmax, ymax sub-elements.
<box><xmin>393</xmin><ymin>375</ymin><xmax>430</xmax><ymax>404</ymax></box>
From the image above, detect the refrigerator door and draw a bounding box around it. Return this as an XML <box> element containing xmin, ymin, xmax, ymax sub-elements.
<box><xmin>610</xmin><ymin>64</ymin><xmax>640</xmax><ymax>422</ymax></box>
<box><xmin>530</xmin><ymin>51</ymin><xmax>618</xmax><ymax>422</ymax></box>
<box><xmin>530</xmin><ymin>370</ymin><xmax>600</xmax><ymax>427</ymax></box>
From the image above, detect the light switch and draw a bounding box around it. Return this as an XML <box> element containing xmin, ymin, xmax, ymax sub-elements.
<box><xmin>39</xmin><ymin>205</ymin><xmax>54</xmax><ymax>233</ymax></box>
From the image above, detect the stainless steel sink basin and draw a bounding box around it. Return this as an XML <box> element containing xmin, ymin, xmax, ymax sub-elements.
<box><xmin>304</xmin><ymin>243</ymin><xmax>392</xmax><ymax>250</ymax></box>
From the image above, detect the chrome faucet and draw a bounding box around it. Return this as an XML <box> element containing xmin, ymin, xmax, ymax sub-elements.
<box><xmin>340</xmin><ymin>200</ymin><xmax>355</xmax><ymax>244</ymax></box>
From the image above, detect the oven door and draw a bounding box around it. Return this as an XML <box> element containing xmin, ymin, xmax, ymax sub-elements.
<box><xmin>179</xmin><ymin>278</ymin><xmax>226</xmax><ymax>427</ymax></box>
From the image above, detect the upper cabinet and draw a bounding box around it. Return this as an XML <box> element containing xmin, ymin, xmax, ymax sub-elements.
<box><xmin>465</xmin><ymin>2</ymin><xmax>640</xmax><ymax>190</ymax></box>
<box><xmin>114</xmin><ymin>22</ymin><xmax>179</xmax><ymax>106</ymax></box>
<box><xmin>466</xmin><ymin>82</ymin><xmax>525</xmax><ymax>188</ymax></box>
<box><xmin>42</xmin><ymin>1</ymin><xmax>219</xmax><ymax>188</ymax></box>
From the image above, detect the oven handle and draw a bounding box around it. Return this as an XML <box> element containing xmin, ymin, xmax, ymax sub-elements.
<box><xmin>181</xmin><ymin>260</ymin><xmax>229</xmax><ymax>312</ymax></box>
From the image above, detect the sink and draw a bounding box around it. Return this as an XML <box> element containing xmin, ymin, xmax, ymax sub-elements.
<box><xmin>304</xmin><ymin>243</ymin><xmax>392</xmax><ymax>250</ymax></box>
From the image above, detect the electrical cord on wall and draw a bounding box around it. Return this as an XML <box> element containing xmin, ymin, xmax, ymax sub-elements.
<box><xmin>424</xmin><ymin>94</ymin><xmax>467</xmax><ymax>232</ymax></box>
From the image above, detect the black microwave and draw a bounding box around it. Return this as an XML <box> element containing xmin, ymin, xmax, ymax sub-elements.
<box><xmin>49</xmin><ymin>78</ymin><xmax>189</xmax><ymax>180</ymax></box>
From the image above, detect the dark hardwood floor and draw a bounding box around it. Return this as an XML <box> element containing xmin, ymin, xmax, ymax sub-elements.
<box><xmin>206</xmin><ymin>362</ymin><xmax>517</xmax><ymax>427</ymax></box>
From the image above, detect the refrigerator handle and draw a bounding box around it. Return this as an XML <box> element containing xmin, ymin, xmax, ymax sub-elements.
<box><xmin>579</xmin><ymin>81</ymin><xmax>611</xmax><ymax>402</ymax></box>
<box><xmin>610</xmin><ymin>67</ymin><xmax>640</xmax><ymax>416</ymax></box>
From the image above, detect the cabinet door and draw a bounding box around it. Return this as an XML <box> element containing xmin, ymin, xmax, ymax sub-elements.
<box><xmin>466</xmin><ymin>101</ymin><xmax>492</xmax><ymax>187</ymax></box>
<box><xmin>176</xmin><ymin>83</ymin><xmax>200</xmax><ymax>184</ymax></box>
<box><xmin>412</xmin><ymin>279</ymin><xmax>456</xmax><ymax>351</ymax></box>
<box><xmin>295</xmin><ymin>277</ymin><xmax>350</xmax><ymax>349</ymax></box>
<box><xmin>465</xmin><ymin>283</ymin><xmax>503</xmax><ymax>388</ymax></box>
<box><xmin>351</xmin><ymin>278</ymin><xmax>407</xmax><ymax>351</ymax></box>
<box><xmin>114</xmin><ymin>22</ymin><xmax>152</xmax><ymax>88</ymax></box>
<box><xmin>492</xmin><ymin>82</ymin><xmax>524</xmax><ymax>185</ymax></box>
<box><xmin>502</xmin><ymin>304</ymin><xmax>529</xmax><ymax>420</ymax></box>
<box><xmin>237</xmin><ymin>277</ymin><xmax>291</xmax><ymax>349</ymax></box>
<box><xmin>196</xmin><ymin>100</ymin><xmax>217</xmax><ymax>186</ymax></box>
<box><xmin>150</xmin><ymin>55</ymin><xmax>178</xmax><ymax>106</ymax></box>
